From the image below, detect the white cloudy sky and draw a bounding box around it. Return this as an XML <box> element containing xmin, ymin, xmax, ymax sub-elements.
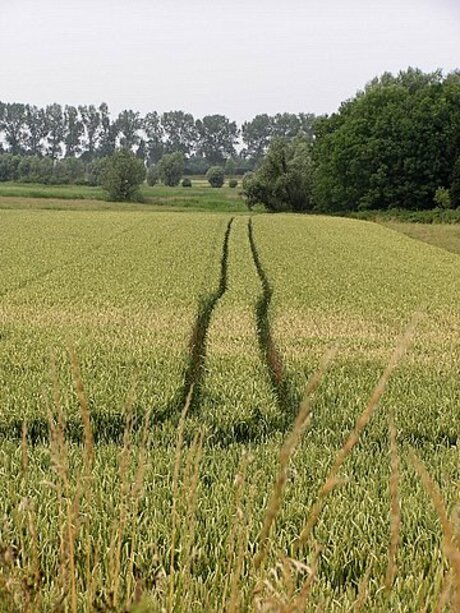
<box><xmin>1</xmin><ymin>0</ymin><xmax>459</xmax><ymax>122</ymax></box>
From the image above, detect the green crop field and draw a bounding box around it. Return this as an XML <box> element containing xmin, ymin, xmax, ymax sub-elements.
<box><xmin>0</xmin><ymin>206</ymin><xmax>459</xmax><ymax>611</ymax></box>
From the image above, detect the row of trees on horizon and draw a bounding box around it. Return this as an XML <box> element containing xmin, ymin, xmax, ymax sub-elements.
<box><xmin>0</xmin><ymin>102</ymin><xmax>317</xmax><ymax>169</ymax></box>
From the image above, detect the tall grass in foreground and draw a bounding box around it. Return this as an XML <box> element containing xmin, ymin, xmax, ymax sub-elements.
<box><xmin>0</xmin><ymin>316</ymin><xmax>459</xmax><ymax>611</ymax></box>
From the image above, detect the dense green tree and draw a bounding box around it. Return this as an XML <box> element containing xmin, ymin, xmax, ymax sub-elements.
<box><xmin>313</xmin><ymin>68</ymin><xmax>460</xmax><ymax>212</ymax></box>
<box><xmin>25</xmin><ymin>105</ymin><xmax>47</xmax><ymax>156</ymax></box>
<box><xmin>451</xmin><ymin>157</ymin><xmax>460</xmax><ymax>208</ymax></box>
<box><xmin>64</xmin><ymin>105</ymin><xmax>83</xmax><ymax>157</ymax></box>
<box><xmin>195</xmin><ymin>115</ymin><xmax>238</xmax><ymax>164</ymax></box>
<box><xmin>144</xmin><ymin>111</ymin><xmax>164</xmax><ymax>164</ymax></box>
<box><xmin>158</xmin><ymin>152</ymin><xmax>184</xmax><ymax>186</ymax></box>
<box><xmin>161</xmin><ymin>111</ymin><xmax>196</xmax><ymax>156</ymax></box>
<box><xmin>206</xmin><ymin>166</ymin><xmax>225</xmax><ymax>188</ymax></box>
<box><xmin>1</xmin><ymin>103</ymin><xmax>27</xmax><ymax>154</ymax></box>
<box><xmin>242</xmin><ymin>136</ymin><xmax>313</xmax><ymax>211</ymax></box>
<box><xmin>79</xmin><ymin>104</ymin><xmax>101</xmax><ymax>159</ymax></box>
<box><xmin>241</xmin><ymin>114</ymin><xmax>273</xmax><ymax>160</ymax></box>
<box><xmin>101</xmin><ymin>150</ymin><xmax>145</xmax><ymax>201</ymax></box>
<box><xmin>45</xmin><ymin>103</ymin><xmax>65</xmax><ymax>159</ymax></box>
<box><xmin>116</xmin><ymin>109</ymin><xmax>142</xmax><ymax>151</ymax></box>
<box><xmin>98</xmin><ymin>103</ymin><xmax>117</xmax><ymax>157</ymax></box>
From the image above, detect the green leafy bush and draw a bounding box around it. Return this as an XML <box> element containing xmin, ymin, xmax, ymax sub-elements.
<box><xmin>206</xmin><ymin>166</ymin><xmax>225</xmax><ymax>188</ymax></box>
<box><xmin>101</xmin><ymin>150</ymin><xmax>146</xmax><ymax>201</ymax></box>
<box><xmin>228</xmin><ymin>178</ymin><xmax>238</xmax><ymax>188</ymax></box>
<box><xmin>182</xmin><ymin>178</ymin><xmax>192</xmax><ymax>187</ymax></box>
<box><xmin>158</xmin><ymin>152</ymin><xmax>184</xmax><ymax>187</ymax></box>
<box><xmin>433</xmin><ymin>187</ymin><xmax>452</xmax><ymax>209</ymax></box>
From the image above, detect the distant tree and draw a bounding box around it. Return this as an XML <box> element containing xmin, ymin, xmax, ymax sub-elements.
<box><xmin>161</xmin><ymin>111</ymin><xmax>196</xmax><ymax>156</ymax></box>
<box><xmin>146</xmin><ymin>164</ymin><xmax>159</xmax><ymax>186</ymax></box>
<box><xmin>79</xmin><ymin>104</ymin><xmax>101</xmax><ymax>159</ymax></box>
<box><xmin>195</xmin><ymin>114</ymin><xmax>238</xmax><ymax>164</ymax></box>
<box><xmin>144</xmin><ymin>111</ymin><xmax>164</xmax><ymax>164</ymax></box>
<box><xmin>24</xmin><ymin>105</ymin><xmax>47</xmax><ymax>156</ymax></box>
<box><xmin>64</xmin><ymin>105</ymin><xmax>83</xmax><ymax>156</ymax></box>
<box><xmin>116</xmin><ymin>109</ymin><xmax>142</xmax><ymax>151</ymax></box>
<box><xmin>158</xmin><ymin>152</ymin><xmax>184</xmax><ymax>186</ymax></box>
<box><xmin>45</xmin><ymin>103</ymin><xmax>65</xmax><ymax>159</ymax></box>
<box><xmin>206</xmin><ymin>166</ymin><xmax>225</xmax><ymax>188</ymax></box>
<box><xmin>242</xmin><ymin>136</ymin><xmax>313</xmax><ymax>211</ymax></box>
<box><xmin>1</xmin><ymin>103</ymin><xmax>27</xmax><ymax>155</ymax></box>
<box><xmin>53</xmin><ymin>157</ymin><xmax>86</xmax><ymax>184</ymax></box>
<box><xmin>0</xmin><ymin>154</ymin><xmax>21</xmax><ymax>181</ymax></box>
<box><xmin>224</xmin><ymin>157</ymin><xmax>237</xmax><ymax>177</ymax></box>
<box><xmin>85</xmin><ymin>158</ymin><xmax>108</xmax><ymax>186</ymax></box>
<box><xmin>241</xmin><ymin>114</ymin><xmax>273</xmax><ymax>160</ymax></box>
<box><xmin>98</xmin><ymin>103</ymin><xmax>117</xmax><ymax>157</ymax></box>
<box><xmin>101</xmin><ymin>150</ymin><xmax>145</xmax><ymax>201</ymax></box>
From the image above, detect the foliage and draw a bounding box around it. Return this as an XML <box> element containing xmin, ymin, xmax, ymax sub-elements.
<box><xmin>146</xmin><ymin>164</ymin><xmax>159</xmax><ymax>186</ymax></box>
<box><xmin>242</xmin><ymin>136</ymin><xmax>313</xmax><ymax>211</ymax></box>
<box><xmin>158</xmin><ymin>152</ymin><xmax>184</xmax><ymax>186</ymax></box>
<box><xmin>451</xmin><ymin>157</ymin><xmax>460</xmax><ymax>208</ymax></box>
<box><xmin>206</xmin><ymin>166</ymin><xmax>225</xmax><ymax>188</ymax></box>
<box><xmin>101</xmin><ymin>149</ymin><xmax>146</xmax><ymax>201</ymax></box>
<box><xmin>182</xmin><ymin>177</ymin><xmax>192</xmax><ymax>187</ymax></box>
<box><xmin>313</xmin><ymin>68</ymin><xmax>460</xmax><ymax>212</ymax></box>
<box><xmin>433</xmin><ymin>187</ymin><xmax>452</xmax><ymax>209</ymax></box>
<box><xmin>228</xmin><ymin>178</ymin><xmax>238</xmax><ymax>188</ymax></box>
<box><xmin>195</xmin><ymin>114</ymin><xmax>239</xmax><ymax>164</ymax></box>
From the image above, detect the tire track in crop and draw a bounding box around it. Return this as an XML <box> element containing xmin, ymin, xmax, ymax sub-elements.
<box><xmin>178</xmin><ymin>216</ymin><xmax>234</xmax><ymax>412</ymax></box>
<box><xmin>248</xmin><ymin>217</ymin><xmax>299</xmax><ymax>423</ymax></box>
<box><xmin>0</xmin><ymin>218</ymin><xmax>235</xmax><ymax>445</ymax></box>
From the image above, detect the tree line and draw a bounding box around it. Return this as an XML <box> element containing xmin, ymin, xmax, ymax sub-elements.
<box><xmin>244</xmin><ymin>68</ymin><xmax>460</xmax><ymax>212</ymax></box>
<box><xmin>0</xmin><ymin>102</ymin><xmax>317</xmax><ymax>169</ymax></box>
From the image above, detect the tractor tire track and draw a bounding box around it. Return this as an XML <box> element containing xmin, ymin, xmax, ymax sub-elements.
<box><xmin>0</xmin><ymin>217</ymin><xmax>235</xmax><ymax>445</ymax></box>
<box><xmin>248</xmin><ymin>217</ymin><xmax>299</xmax><ymax>424</ymax></box>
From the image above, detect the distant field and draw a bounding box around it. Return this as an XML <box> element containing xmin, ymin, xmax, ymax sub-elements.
<box><xmin>384</xmin><ymin>221</ymin><xmax>460</xmax><ymax>255</ymax></box>
<box><xmin>0</xmin><ymin>180</ymin><xmax>246</xmax><ymax>212</ymax></box>
<box><xmin>0</xmin><ymin>209</ymin><xmax>459</xmax><ymax>610</ymax></box>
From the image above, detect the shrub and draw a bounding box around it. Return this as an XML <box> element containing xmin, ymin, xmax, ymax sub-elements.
<box><xmin>433</xmin><ymin>187</ymin><xmax>452</xmax><ymax>209</ymax></box>
<box><xmin>158</xmin><ymin>152</ymin><xmax>184</xmax><ymax>187</ymax></box>
<box><xmin>101</xmin><ymin>150</ymin><xmax>146</xmax><ymax>201</ymax></box>
<box><xmin>242</xmin><ymin>137</ymin><xmax>313</xmax><ymax>211</ymax></box>
<box><xmin>182</xmin><ymin>178</ymin><xmax>192</xmax><ymax>187</ymax></box>
<box><xmin>146</xmin><ymin>165</ymin><xmax>159</xmax><ymax>186</ymax></box>
<box><xmin>206</xmin><ymin>166</ymin><xmax>225</xmax><ymax>188</ymax></box>
<box><xmin>228</xmin><ymin>178</ymin><xmax>238</xmax><ymax>188</ymax></box>
<box><xmin>85</xmin><ymin>158</ymin><xmax>108</xmax><ymax>186</ymax></box>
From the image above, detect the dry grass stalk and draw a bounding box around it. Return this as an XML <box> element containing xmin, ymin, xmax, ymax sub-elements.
<box><xmin>168</xmin><ymin>383</ymin><xmax>194</xmax><ymax>610</ymax></box>
<box><xmin>285</xmin><ymin>545</ymin><xmax>320</xmax><ymax>612</ymax></box>
<box><xmin>179</xmin><ymin>429</ymin><xmax>204</xmax><ymax>602</ymax></box>
<box><xmin>68</xmin><ymin>345</ymin><xmax>94</xmax><ymax>473</ymax></box>
<box><xmin>223</xmin><ymin>453</ymin><xmax>250</xmax><ymax>612</ymax></box>
<box><xmin>385</xmin><ymin>413</ymin><xmax>401</xmax><ymax>592</ymax></box>
<box><xmin>49</xmin><ymin>354</ymin><xmax>78</xmax><ymax>612</ymax></box>
<box><xmin>253</xmin><ymin>348</ymin><xmax>337</xmax><ymax>572</ymax></box>
<box><xmin>297</xmin><ymin>313</ymin><xmax>421</xmax><ymax>549</ymax></box>
<box><xmin>109</xmin><ymin>397</ymin><xmax>135</xmax><ymax>608</ymax></box>
<box><xmin>435</xmin><ymin>569</ymin><xmax>453</xmax><ymax>613</ymax></box>
<box><xmin>352</xmin><ymin>561</ymin><xmax>373</xmax><ymax>612</ymax></box>
<box><xmin>21</xmin><ymin>419</ymin><xmax>28</xmax><ymax>474</ymax></box>
<box><xmin>409</xmin><ymin>450</ymin><xmax>460</xmax><ymax>611</ymax></box>
<box><xmin>125</xmin><ymin>402</ymin><xmax>154</xmax><ymax>608</ymax></box>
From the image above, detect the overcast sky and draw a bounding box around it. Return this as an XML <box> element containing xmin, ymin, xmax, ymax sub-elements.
<box><xmin>1</xmin><ymin>0</ymin><xmax>459</xmax><ymax>123</ymax></box>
